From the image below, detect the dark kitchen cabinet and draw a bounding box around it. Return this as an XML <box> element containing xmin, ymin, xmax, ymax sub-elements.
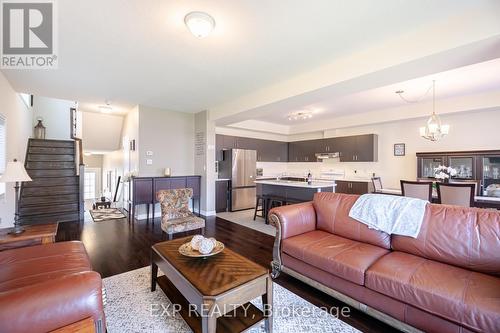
<box><xmin>256</xmin><ymin>140</ymin><xmax>288</xmax><ymax>162</ymax></box>
<box><xmin>335</xmin><ymin>180</ymin><xmax>372</xmax><ymax>195</ymax></box>
<box><xmin>315</xmin><ymin>138</ymin><xmax>337</xmax><ymax>153</ymax></box>
<box><xmin>288</xmin><ymin>140</ymin><xmax>317</xmax><ymax>162</ymax></box>
<box><xmin>215</xmin><ymin>180</ymin><xmax>229</xmax><ymax>213</ymax></box>
<box><xmin>337</xmin><ymin>134</ymin><xmax>378</xmax><ymax>162</ymax></box>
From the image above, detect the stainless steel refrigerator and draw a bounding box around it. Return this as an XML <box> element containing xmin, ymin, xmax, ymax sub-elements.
<box><xmin>218</xmin><ymin>149</ymin><xmax>257</xmax><ymax>211</ymax></box>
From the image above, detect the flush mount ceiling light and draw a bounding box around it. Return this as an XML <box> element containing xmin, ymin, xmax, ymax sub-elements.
<box><xmin>396</xmin><ymin>81</ymin><xmax>449</xmax><ymax>142</ymax></box>
<box><xmin>184</xmin><ymin>11</ymin><xmax>215</xmax><ymax>38</ymax></box>
<box><xmin>98</xmin><ymin>105</ymin><xmax>112</xmax><ymax>114</ymax></box>
<box><xmin>287</xmin><ymin>111</ymin><xmax>314</xmax><ymax>121</ymax></box>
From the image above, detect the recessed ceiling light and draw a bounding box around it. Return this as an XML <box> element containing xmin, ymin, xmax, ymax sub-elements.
<box><xmin>184</xmin><ymin>11</ymin><xmax>215</xmax><ymax>38</ymax></box>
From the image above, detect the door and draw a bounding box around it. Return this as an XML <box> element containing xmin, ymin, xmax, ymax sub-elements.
<box><xmin>244</xmin><ymin>149</ymin><xmax>257</xmax><ymax>185</ymax></box>
<box><xmin>231</xmin><ymin>187</ymin><xmax>257</xmax><ymax>211</ymax></box>
<box><xmin>84</xmin><ymin>168</ymin><xmax>101</xmax><ymax>200</ymax></box>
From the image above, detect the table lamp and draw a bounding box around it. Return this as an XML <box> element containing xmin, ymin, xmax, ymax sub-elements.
<box><xmin>0</xmin><ymin>159</ymin><xmax>32</xmax><ymax>234</ymax></box>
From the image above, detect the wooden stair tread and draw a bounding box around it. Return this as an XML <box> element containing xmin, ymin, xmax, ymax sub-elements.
<box><xmin>19</xmin><ymin>139</ymin><xmax>82</xmax><ymax>226</ymax></box>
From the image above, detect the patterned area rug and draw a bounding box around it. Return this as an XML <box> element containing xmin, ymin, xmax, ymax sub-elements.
<box><xmin>102</xmin><ymin>267</ymin><xmax>360</xmax><ymax>333</ymax></box>
<box><xmin>90</xmin><ymin>208</ymin><xmax>127</xmax><ymax>222</ymax></box>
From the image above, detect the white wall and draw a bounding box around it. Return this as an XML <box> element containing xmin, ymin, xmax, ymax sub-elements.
<box><xmin>32</xmin><ymin>96</ymin><xmax>75</xmax><ymax>140</ymax></box>
<box><xmin>255</xmin><ymin>109</ymin><xmax>500</xmax><ymax>189</ymax></box>
<box><xmin>82</xmin><ymin>112</ymin><xmax>123</xmax><ymax>152</ymax></box>
<box><xmin>138</xmin><ymin>105</ymin><xmax>195</xmax><ymax>177</ymax></box>
<box><xmin>195</xmin><ymin>111</ymin><xmax>216</xmax><ymax>215</ymax></box>
<box><xmin>0</xmin><ymin>72</ymin><xmax>33</xmax><ymax>228</ymax></box>
<box><xmin>84</xmin><ymin>154</ymin><xmax>103</xmax><ymax>168</ymax></box>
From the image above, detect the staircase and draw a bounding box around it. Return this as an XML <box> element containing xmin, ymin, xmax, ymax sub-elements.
<box><xmin>19</xmin><ymin>139</ymin><xmax>83</xmax><ymax>225</ymax></box>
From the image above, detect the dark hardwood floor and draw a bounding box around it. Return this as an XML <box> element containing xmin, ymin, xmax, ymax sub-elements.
<box><xmin>56</xmin><ymin>213</ymin><xmax>399</xmax><ymax>333</ymax></box>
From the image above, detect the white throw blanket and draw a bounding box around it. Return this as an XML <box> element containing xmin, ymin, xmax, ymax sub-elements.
<box><xmin>348</xmin><ymin>194</ymin><xmax>428</xmax><ymax>238</ymax></box>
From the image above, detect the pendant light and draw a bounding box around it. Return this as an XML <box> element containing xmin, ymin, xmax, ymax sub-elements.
<box><xmin>419</xmin><ymin>80</ymin><xmax>449</xmax><ymax>141</ymax></box>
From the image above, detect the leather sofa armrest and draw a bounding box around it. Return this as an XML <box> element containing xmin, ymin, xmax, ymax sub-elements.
<box><xmin>269</xmin><ymin>201</ymin><xmax>316</xmax><ymax>240</ymax></box>
<box><xmin>0</xmin><ymin>271</ymin><xmax>105</xmax><ymax>333</ymax></box>
<box><xmin>268</xmin><ymin>202</ymin><xmax>317</xmax><ymax>279</ymax></box>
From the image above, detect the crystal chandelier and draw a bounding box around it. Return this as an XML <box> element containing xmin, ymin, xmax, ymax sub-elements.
<box><xmin>419</xmin><ymin>81</ymin><xmax>449</xmax><ymax>141</ymax></box>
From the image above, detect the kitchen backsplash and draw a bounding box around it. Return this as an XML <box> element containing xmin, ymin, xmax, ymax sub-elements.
<box><xmin>256</xmin><ymin>159</ymin><xmax>378</xmax><ymax>180</ymax></box>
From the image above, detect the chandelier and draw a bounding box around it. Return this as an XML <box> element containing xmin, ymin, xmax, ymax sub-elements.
<box><xmin>419</xmin><ymin>81</ymin><xmax>449</xmax><ymax>141</ymax></box>
<box><xmin>287</xmin><ymin>110</ymin><xmax>313</xmax><ymax>121</ymax></box>
<box><xmin>396</xmin><ymin>80</ymin><xmax>449</xmax><ymax>142</ymax></box>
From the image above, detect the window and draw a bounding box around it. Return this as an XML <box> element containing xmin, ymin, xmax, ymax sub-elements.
<box><xmin>0</xmin><ymin>115</ymin><xmax>6</xmax><ymax>197</ymax></box>
<box><xmin>84</xmin><ymin>172</ymin><xmax>96</xmax><ymax>200</ymax></box>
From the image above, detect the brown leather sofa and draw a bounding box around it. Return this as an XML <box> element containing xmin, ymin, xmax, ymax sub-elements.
<box><xmin>269</xmin><ymin>192</ymin><xmax>500</xmax><ymax>333</ymax></box>
<box><xmin>0</xmin><ymin>241</ymin><xmax>105</xmax><ymax>333</ymax></box>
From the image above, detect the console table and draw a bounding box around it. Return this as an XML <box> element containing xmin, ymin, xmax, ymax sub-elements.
<box><xmin>128</xmin><ymin>176</ymin><xmax>201</xmax><ymax>221</ymax></box>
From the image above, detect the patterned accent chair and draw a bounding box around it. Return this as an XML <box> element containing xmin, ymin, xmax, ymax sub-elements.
<box><xmin>157</xmin><ymin>188</ymin><xmax>205</xmax><ymax>240</ymax></box>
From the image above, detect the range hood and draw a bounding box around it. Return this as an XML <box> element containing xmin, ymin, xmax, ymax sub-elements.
<box><xmin>315</xmin><ymin>152</ymin><xmax>340</xmax><ymax>160</ymax></box>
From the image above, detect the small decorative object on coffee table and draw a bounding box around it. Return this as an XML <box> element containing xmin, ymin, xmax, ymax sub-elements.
<box><xmin>179</xmin><ymin>235</ymin><xmax>224</xmax><ymax>258</ymax></box>
<box><xmin>152</xmin><ymin>236</ymin><xmax>273</xmax><ymax>333</ymax></box>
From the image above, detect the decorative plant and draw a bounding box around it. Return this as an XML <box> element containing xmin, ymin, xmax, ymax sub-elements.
<box><xmin>123</xmin><ymin>170</ymin><xmax>138</xmax><ymax>182</ymax></box>
<box><xmin>434</xmin><ymin>165</ymin><xmax>457</xmax><ymax>181</ymax></box>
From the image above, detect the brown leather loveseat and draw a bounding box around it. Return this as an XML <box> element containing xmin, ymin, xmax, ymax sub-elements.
<box><xmin>0</xmin><ymin>241</ymin><xmax>105</xmax><ymax>333</ymax></box>
<box><xmin>269</xmin><ymin>192</ymin><xmax>500</xmax><ymax>333</ymax></box>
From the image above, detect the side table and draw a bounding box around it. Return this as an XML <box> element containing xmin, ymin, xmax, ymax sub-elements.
<box><xmin>0</xmin><ymin>223</ymin><xmax>59</xmax><ymax>251</ymax></box>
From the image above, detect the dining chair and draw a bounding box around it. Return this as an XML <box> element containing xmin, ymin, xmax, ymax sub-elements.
<box><xmin>157</xmin><ymin>188</ymin><xmax>205</xmax><ymax>240</ymax></box>
<box><xmin>371</xmin><ymin>177</ymin><xmax>383</xmax><ymax>193</ymax></box>
<box><xmin>436</xmin><ymin>183</ymin><xmax>475</xmax><ymax>207</ymax></box>
<box><xmin>400</xmin><ymin>180</ymin><xmax>433</xmax><ymax>201</ymax></box>
<box><xmin>449</xmin><ymin>179</ymin><xmax>481</xmax><ymax>196</ymax></box>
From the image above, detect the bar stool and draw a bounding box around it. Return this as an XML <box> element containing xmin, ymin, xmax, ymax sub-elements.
<box><xmin>253</xmin><ymin>195</ymin><xmax>266</xmax><ymax>220</ymax></box>
<box><xmin>265</xmin><ymin>196</ymin><xmax>286</xmax><ymax>224</ymax></box>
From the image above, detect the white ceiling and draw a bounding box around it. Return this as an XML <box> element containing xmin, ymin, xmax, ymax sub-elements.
<box><xmin>241</xmin><ymin>58</ymin><xmax>500</xmax><ymax>125</ymax></box>
<box><xmin>1</xmin><ymin>0</ymin><xmax>492</xmax><ymax>114</ymax></box>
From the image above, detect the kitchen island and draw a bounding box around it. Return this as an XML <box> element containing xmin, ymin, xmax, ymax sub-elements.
<box><xmin>255</xmin><ymin>179</ymin><xmax>336</xmax><ymax>203</ymax></box>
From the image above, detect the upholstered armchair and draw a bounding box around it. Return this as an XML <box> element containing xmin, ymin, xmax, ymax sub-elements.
<box><xmin>157</xmin><ymin>188</ymin><xmax>205</xmax><ymax>240</ymax></box>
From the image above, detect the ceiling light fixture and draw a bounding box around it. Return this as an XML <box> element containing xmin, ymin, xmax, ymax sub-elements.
<box><xmin>98</xmin><ymin>101</ymin><xmax>112</xmax><ymax>114</ymax></box>
<box><xmin>418</xmin><ymin>81</ymin><xmax>449</xmax><ymax>141</ymax></box>
<box><xmin>287</xmin><ymin>111</ymin><xmax>314</xmax><ymax>121</ymax></box>
<box><xmin>184</xmin><ymin>11</ymin><xmax>215</xmax><ymax>38</ymax></box>
<box><xmin>396</xmin><ymin>81</ymin><xmax>449</xmax><ymax>142</ymax></box>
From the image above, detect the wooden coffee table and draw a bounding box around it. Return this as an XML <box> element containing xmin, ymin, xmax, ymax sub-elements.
<box><xmin>151</xmin><ymin>236</ymin><xmax>273</xmax><ymax>333</ymax></box>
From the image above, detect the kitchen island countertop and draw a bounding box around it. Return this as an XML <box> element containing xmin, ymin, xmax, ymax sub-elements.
<box><xmin>254</xmin><ymin>179</ymin><xmax>336</xmax><ymax>189</ymax></box>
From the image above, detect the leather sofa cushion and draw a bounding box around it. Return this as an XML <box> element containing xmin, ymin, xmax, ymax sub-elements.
<box><xmin>313</xmin><ymin>193</ymin><xmax>391</xmax><ymax>249</ymax></box>
<box><xmin>0</xmin><ymin>241</ymin><xmax>92</xmax><ymax>292</ymax></box>
<box><xmin>365</xmin><ymin>251</ymin><xmax>500</xmax><ymax>333</ymax></box>
<box><xmin>283</xmin><ymin>230</ymin><xmax>389</xmax><ymax>285</ymax></box>
<box><xmin>392</xmin><ymin>204</ymin><xmax>500</xmax><ymax>276</ymax></box>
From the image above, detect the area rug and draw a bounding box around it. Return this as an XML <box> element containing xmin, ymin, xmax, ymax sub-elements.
<box><xmin>102</xmin><ymin>266</ymin><xmax>360</xmax><ymax>333</ymax></box>
<box><xmin>217</xmin><ymin>210</ymin><xmax>276</xmax><ymax>236</ymax></box>
<box><xmin>90</xmin><ymin>208</ymin><xmax>126</xmax><ymax>222</ymax></box>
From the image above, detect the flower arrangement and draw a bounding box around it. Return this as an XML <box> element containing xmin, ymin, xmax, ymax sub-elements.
<box><xmin>434</xmin><ymin>165</ymin><xmax>457</xmax><ymax>181</ymax></box>
<box><xmin>123</xmin><ymin>170</ymin><xmax>138</xmax><ymax>182</ymax></box>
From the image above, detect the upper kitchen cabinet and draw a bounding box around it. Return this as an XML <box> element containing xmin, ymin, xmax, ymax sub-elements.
<box><xmin>288</xmin><ymin>140</ymin><xmax>317</xmax><ymax>162</ymax></box>
<box><xmin>216</xmin><ymin>134</ymin><xmax>287</xmax><ymax>162</ymax></box>
<box><xmin>256</xmin><ymin>140</ymin><xmax>288</xmax><ymax>162</ymax></box>
<box><xmin>337</xmin><ymin>134</ymin><xmax>378</xmax><ymax>162</ymax></box>
<box><xmin>315</xmin><ymin>138</ymin><xmax>337</xmax><ymax>153</ymax></box>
